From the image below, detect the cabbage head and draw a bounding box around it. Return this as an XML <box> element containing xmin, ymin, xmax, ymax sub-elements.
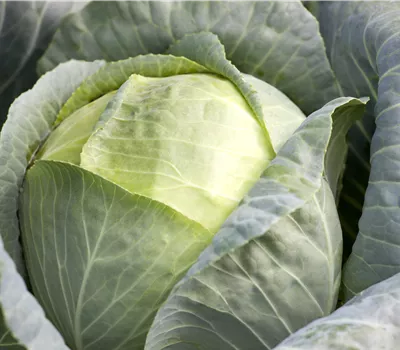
<box><xmin>0</xmin><ymin>2</ymin><xmax>383</xmax><ymax>350</ymax></box>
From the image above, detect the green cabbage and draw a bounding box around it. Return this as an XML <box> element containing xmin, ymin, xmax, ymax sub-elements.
<box><xmin>2</xmin><ymin>1</ymin><xmax>400</xmax><ymax>350</ymax></box>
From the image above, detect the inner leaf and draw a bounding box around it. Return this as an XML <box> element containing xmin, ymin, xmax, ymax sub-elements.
<box><xmin>80</xmin><ymin>73</ymin><xmax>274</xmax><ymax>232</ymax></box>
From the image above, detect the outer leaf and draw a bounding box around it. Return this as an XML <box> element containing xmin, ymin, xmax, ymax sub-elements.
<box><xmin>312</xmin><ymin>1</ymin><xmax>375</xmax><ymax>256</ymax></box>
<box><xmin>145</xmin><ymin>98</ymin><xmax>366</xmax><ymax>350</ymax></box>
<box><xmin>275</xmin><ymin>272</ymin><xmax>400</xmax><ymax>350</ymax></box>
<box><xmin>20</xmin><ymin>160</ymin><xmax>212</xmax><ymax>350</ymax></box>
<box><xmin>0</xmin><ymin>60</ymin><xmax>104</xmax><ymax>274</ymax></box>
<box><xmin>324</xmin><ymin>97</ymin><xmax>368</xmax><ymax>200</ymax></box>
<box><xmin>0</xmin><ymin>1</ymin><xmax>85</xmax><ymax>125</ymax></box>
<box><xmin>39</xmin><ymin>1</ymin><xmax>340</xmax><ymax>114</ymax></box>
<box><xmin>0</xmin><ymin>234</ymin><xmax>69</xmax><ymax>350</ymax></box>
<box><xmin>315</xmin><ymin>2</ymin><xmax>400</xmax><ymax>299</ymax></box>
